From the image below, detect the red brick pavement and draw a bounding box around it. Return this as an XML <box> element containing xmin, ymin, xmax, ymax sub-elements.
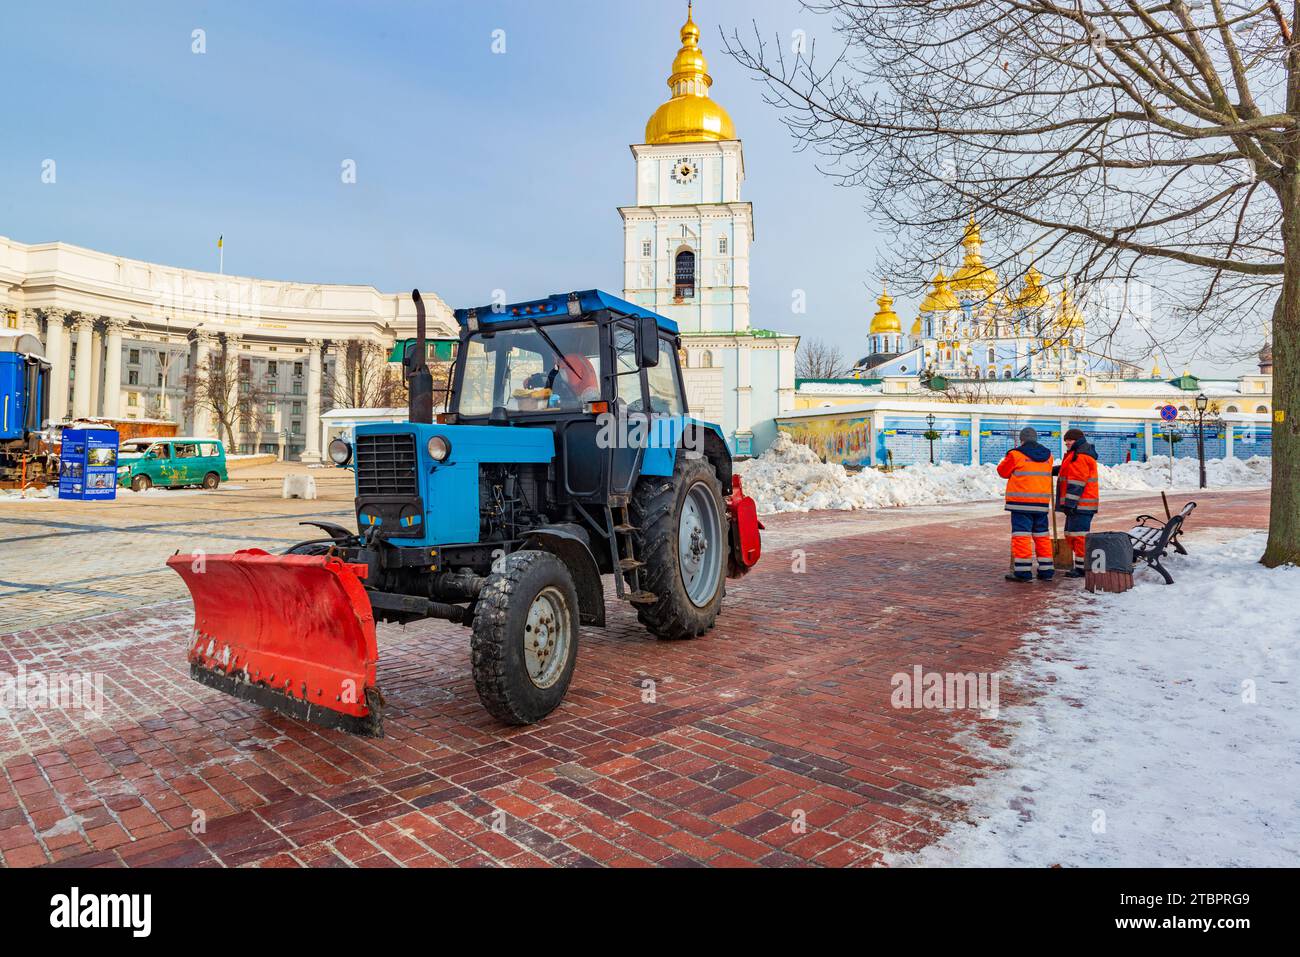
<box><xmin>0</xmin><ymin>490</ymin><xmax>1270</xmax><ymax>868</ymax></box>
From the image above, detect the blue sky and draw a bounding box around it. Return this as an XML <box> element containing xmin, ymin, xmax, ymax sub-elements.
<box><xmin>0</xmin><ymin>0</ymin><xmax>1252</xmax><ymax>374</ymax></box>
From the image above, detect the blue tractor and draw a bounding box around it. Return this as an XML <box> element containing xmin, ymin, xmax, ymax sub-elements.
<box><xmin>0</xmin><ymin>332</ymin><xmax>53</xmax><ymax>485</ymax></box>
<box><xmin>169</xmin><ymin>290</ymin><xmax>763</xmax><ymax>733</ymax></box>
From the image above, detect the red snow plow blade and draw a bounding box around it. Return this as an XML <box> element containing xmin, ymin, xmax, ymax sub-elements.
<box><xmin>166</xmin><ymin>549</ymin><xmax>384</xmax><ymax>737</ymax></box>
<box><xmin>725</xmin><ymin>474</ymin><xmax>764</xmax><ymax>577</ymax></box>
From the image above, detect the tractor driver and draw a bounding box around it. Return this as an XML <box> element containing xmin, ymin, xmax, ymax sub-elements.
<box><xmin>522</xmin><ymin>353</ymin><xmax>600</xmax><ymax>409</ymax></box>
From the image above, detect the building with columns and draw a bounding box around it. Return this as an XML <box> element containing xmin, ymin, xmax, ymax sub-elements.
<box><xmin>619</xmin><ymin>5</ymin><xmax>798</xmax><ymax>455</ymax></box>
<box><xmin>0</xmin><ymin>234</ymin><xmax>455</xmax><ymax>460</ymax></box>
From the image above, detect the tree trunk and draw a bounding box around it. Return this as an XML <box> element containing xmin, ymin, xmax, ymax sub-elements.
<box><xmin>1262</xmin><ymin>250</ymin><xmax>1300</xmax><ymax>568</ymax></box>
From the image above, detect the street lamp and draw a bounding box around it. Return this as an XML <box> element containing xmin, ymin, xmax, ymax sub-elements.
<box><xmin>1195</xmin><ymin>392</ymin><xmax>1209</xmax><ymax>489</ymax></box>
<box><xmin>925</xmin><ymin>413</ymin><xmax>937</xmax><ymax>465</ymax></box>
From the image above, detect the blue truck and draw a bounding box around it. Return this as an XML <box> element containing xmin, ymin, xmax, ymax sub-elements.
<box><xmin>0</xmin><ymin>331</ymin><xmax>53</xmax><ymax>484</ymax></box>
<box><xmin>169</xmin><ymin>289</ymin><xmax>764</xmax><ymax>734</ymax></box>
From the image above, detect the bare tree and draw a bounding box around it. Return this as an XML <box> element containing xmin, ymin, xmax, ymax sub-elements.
<box><xmin>329</xmin><ymin>340</ymin><xmax>404</xmax><ymax>410</ymax></box>
<box><xmin>935</xmin><ymin>377</ymin><xmax>1014</xmax><ymax>406</ymax></box>
<box><xmin>183</xmin><ymin>344</ymin><xmax>270</xmax><ymax>448</ymax></box>
<box><xmin>727</xmin><ymin>0</ymin><xmax>1298</xmax><ymax>566</ymax></box>
<box><xmin>797</xmin><ymin>337</ymin><xmax>850</xmax><ymax>378</ymax></box>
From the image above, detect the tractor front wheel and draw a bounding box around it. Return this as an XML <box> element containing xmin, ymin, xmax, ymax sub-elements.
<box><xmin>630</xmin><ymin>455</ymin><xmax>726</xmax><ymax>640</ymax></box>
<box><xmin>471</xmin><ymin>550</ymin><xmax>579</xmax><ymax>725</ymax></box>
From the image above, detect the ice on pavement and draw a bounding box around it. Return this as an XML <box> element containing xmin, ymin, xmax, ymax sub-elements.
<box><xmin>736</xmin><ymin>432</ymin><xmax>1271</xmax><ymax>515</ymax></box>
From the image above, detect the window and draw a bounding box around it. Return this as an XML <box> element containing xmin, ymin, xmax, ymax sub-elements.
<box><xmin>456</xmin><ymin>322</ymin><xmax>602</xmax><ymax>416</ymax></box>
<box><xmin>718</xmin><ymin>236</ymin><xmax>728</xmax><ymax>255</ymax></box>
<box><xmin>642</xmin><ymin>240</ymin><xmax>652</xmax><ymax>258</ymax></box>
<box><xmin>646</xmin><ymin>339</ymin><xmax>684</xmax><ymax>415</ymax></box>
<box><xmin>292</xmin><ymin>381</ymin><xmax>303</xmax><ymax>395</ymax></box>
<box><xmin>240</xmin><ymin>358</ymin><xmax>251</xmax><ymax>374</ymax></box>
<box><xmin>700</xmin><ymin>350</ymin><xmax>713</xmax><ymax>369</ymax></box>
<box><xmin>175</xmin><ymin>443</ymin><xmax>199</xmax><ymax>459</ymax></box>
<box><xmin>674</xmin><ymin>249</ymin><xmax>696</xmax><ymax>299</ymax></box>
<box><xmin>156</xmin><ymin>372</ymin><xmax>164</xmax><ymax>387</ymax></box>
<box><xmin>1226</xmin><ymin>405</ymin><xmax>1239</xmax><ymax>413</ymax></box>
<box><xmin>127</xmin><ymin>392</ymin><xmax>138</xmax><ymax>407</ymax></box>
<box><xmin>294</xmin><ymin>362</ymin><xmax>303</xmax><ymax>376</ymax></box>
<box><xmin>200</xmin><ymin>443</ymin><xmax>220</xmax><ymax>456</ymax></box>
<box><xmin>292</xmin><ymin>401</ymin><xmax>303</xmax><ymax>414</ymax></box>
<box><xmin>5</xmin><ymin>311</ymin><xmax>16</xmax><ymax>329</ymax></box>
<box><xmin>267</xmin><ymin>401</ymin><xmax>277</xmax><ymax>415</ymax></box>
<box><xmin>267</xmin><ymin>362</ymin><xmax>278</xmax><ymax>377</ymax></box>
<box><xmin>987</xmin><ymin>347</ymin><xmax>996</xmax><ymax>364</ymax></box>
<box><xmin>128</xmin><ymin>349</ymin><xmax>140</xmax><ymax>364</ymax></box>
<box><xmin>1257</xmin><ymin>405</ymin><xmax>1269</xmax><ymax>414</ymax></box>
<box><xmin>128</xmin><ymin>370</ymin><xmax>139</xmax><ymax>386</ymax></box>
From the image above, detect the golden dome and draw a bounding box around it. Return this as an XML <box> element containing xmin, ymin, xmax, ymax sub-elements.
<box><xmin>910</xmin><ymin>316</ymin><xmax>922</xmax><ymax>336</ymax></box>
<box><xmin>1151</xmin><ymin>359</ymin><xmax>1163</xmax><ymax>378</ymax></box>
<box><xmin>918</xmin><ymin>269</ymin><xmax>959</xmax><ymax>312</ymax></box>
<box><xmin>645</xmin><ymin>4</ymin><xmax>737</xmax><ymax>145</ymax></box>
<box><xmin>1012</xmin><ymin>264</ymin><xmax>1049</xmax><ymax>309</ymax></box>
<box><xmin>869</xmin><ymin>282</ymin><xmax>902</xmax><ymax>334</ymax></box>
<box><xmin>1056</xmin><ymin>285</ymin><xmax>1086</xmax><ymax>328</ymax></box>
<box><xmin>949</xmin><ymin>215</ymin><xmax>998</xmax><ymax>298</ymax></box>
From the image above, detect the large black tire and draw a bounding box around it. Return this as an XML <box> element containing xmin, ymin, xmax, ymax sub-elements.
<box><xmin>630</xmin><ymin>455</ymin><xmax>726</xmax><ymax>641</ymax></box>
<box><xmin>202</xmin><ymin>472</ymin><xmax>220</xmax><ymax>490</ymax></box>
<box><xmin>471</xmin><ymin>550</ymin><xmax>580</xmax><ymax>725</ymax></box>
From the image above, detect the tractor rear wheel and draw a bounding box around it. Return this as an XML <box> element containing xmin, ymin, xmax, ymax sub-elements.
<box><xmin>630</xmin><ymin>455</ymin><xmax>726</xmax><ymax>641</ymax></box>
<box><xmin>471</xmin><ymin>550</ymin><xmax>579</xmax><ymax>725</ymax></box>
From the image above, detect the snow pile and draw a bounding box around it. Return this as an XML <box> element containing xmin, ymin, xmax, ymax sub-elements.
<box><xmin>736</xmin><ymin>433</ymin><xmax>1272</xmax><ymax>515</ymax></box>
<box><xmin>895</xmin><ymin>531</ymin><xmax>1300</xmax><ymax>866</ymax></box>
<box><xmin>0</xmin><ymin>486</ymin><xmax>55</xmax><ymax>502</ymax></box>
<box><xmin>1100</xmin><ymin>454</ymin><xmax>1271</xmax><ymax>491</ymax></box>
<box><xmin>736</xmin><ymin>434</ymin><xmax>1005</xmax><ymax>514</ymax></box>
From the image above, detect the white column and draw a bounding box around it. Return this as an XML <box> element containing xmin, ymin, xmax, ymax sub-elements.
<box><xmin>970</xmin><ymin>414</ymin><xmax>982</xmax><ymax>465</ymax></box>
<box><xmin>302</xmin><ymin>338</ymin><xmax>324</xmax><ymax>462</ymax></box>
<box><xmin>43</xmin><ymin>313</ymin><xmax>69</xmax><ymax>422</ymax></box>
<box><xmin>71</xmin><ymin>316</ymin><xmax>94</xmax><ymax>420</ymax></box>
<box><xmin>102</xmin><ymin>319</ymin><xmax>125</xmax><ymax>419</ymax></box>
<box><xmin>190</xmin><ymin>332</ymin><xmax>214</xmax><ymax>437</ymax></box>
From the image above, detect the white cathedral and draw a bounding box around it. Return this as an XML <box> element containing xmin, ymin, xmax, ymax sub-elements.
<box><xmin>618</xmin><ymin>5</ymin><xmax>797</xmax><ymax>455</ymax></box>
<box><xmin>852</xmin><ymin>217</ymin><xmax>1094</xmax><ymax>383</ymax></box>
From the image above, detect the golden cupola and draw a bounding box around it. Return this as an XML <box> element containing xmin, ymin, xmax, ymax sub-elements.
<box><xmin>918</xmin><ymin>270</ymin><xmax>960</xmax><ymax>312</ymax></box>
<box><xmin>869</xmin><ymin>283</ymin><xmax>902</xmax><ymax>334</ymax></box>
<box><xmin>1056</xmin><ymin>285</ymin><xmax>1086</xmax><ymax>329</ymax></box>
<box><xmin>949</xmin><ymin>216</ymin><xmax>998</xmax><ymax>298</ymax></box>
<box><xmin>1012</xmin><ymin>264</ymin><xmax>1049</xmax><ymax>309</ymax></box>
<box><xmin>645</xmin><ymin>4</ymin><xmax>737</xmax><ymax>145</ymax></box>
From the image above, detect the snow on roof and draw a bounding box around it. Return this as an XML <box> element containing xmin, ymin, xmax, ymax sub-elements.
<box><xmin>321</xmin><ymin>407</ymin><xmax>408</xmax><ymax>419</ymax></box>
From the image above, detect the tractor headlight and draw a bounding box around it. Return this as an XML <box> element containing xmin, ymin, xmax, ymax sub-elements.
<box><xmin>427</xmin><ymin>435</ymin><xmax>451</xmax><ymax>462</ymax></box>
<box><xmin>328</xmin><ymin>438</ymin><xmax>352</xmax><ymax>466</ymax></box>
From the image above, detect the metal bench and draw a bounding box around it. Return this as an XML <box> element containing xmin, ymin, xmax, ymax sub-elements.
<box><xmin>1128</xmin><ymin>500</ymin><xmax>1196</xmax><ymax>584</ymax></box>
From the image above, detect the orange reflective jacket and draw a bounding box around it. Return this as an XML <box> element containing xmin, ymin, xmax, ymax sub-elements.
<box><xmin>1057</xmin><ymin>442</ymin><xmax>1100</xmax><ymax>513</ymax></box>
<box><xmin>997</xmin><ymin>443</ymin><xmax>1055</xmax><ymax>513</ymax></box>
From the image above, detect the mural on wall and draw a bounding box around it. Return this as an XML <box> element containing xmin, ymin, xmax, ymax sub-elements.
<box><xmin>783</xmin><ymin>416</ymin><xmax>872</xmax><ymax>466</ymax></box>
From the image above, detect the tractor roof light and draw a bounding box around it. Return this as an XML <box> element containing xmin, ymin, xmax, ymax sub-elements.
<box><xmin>328</xmin><ymin>438</ymin><xmax>352</xmax><ymax>466</ymax></box>
<box><xmin>427</xmin><ymin>435</ymin><xmax>452</xmax><ymax>462</ymax></box>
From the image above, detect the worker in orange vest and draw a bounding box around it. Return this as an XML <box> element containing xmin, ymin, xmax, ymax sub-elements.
<box><xmin>1054</xmin><ymin>428</ymin><xmax>1100</xmax><ymax>578</ymax></box>
<box><xmin>997</xmin><ymin>427</ymin><xmax>1056</xmax><ymax>582</ymax></box>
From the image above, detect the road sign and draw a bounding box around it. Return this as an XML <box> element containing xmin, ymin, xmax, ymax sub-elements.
<box><xmin>1159</xmin><ymin>404</ymin><xmax>1179</xmax><ymax>422</ymax></box>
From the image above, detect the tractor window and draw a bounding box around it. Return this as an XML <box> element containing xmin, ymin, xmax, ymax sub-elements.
<box><xmin>456</xmin><ymin>322</ymin><xmax>601</xmax><ymax>416</ymax></box>
<box><xmin>645</xmin><ymin>338</ymin><xmax>684</xmax><ymax>415</ymax></box>
<box><xmin>611</xmin><ymin>323</ymin><xmax>644</xmax><ymax>410</ymax></box>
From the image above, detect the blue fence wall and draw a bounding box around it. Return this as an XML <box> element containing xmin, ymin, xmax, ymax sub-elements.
<box><xmin>881</xmin><ymin>416</ymin><xmax>971</xmax><ymax>466</ymax></box>
<box><xmin>1069</xmin><ymin>421</ymin><xmax>1145</xmax><ymax>465</ymax></box>
<box><xmin>1234</xmin><ymin>424</ymin><xmax>1273</xmax><ymax>458</ymax></box>
<box><xmin>978</xmin><ymin>418</ymin><xmax>1062</xmax><ymax>464</ymax></box>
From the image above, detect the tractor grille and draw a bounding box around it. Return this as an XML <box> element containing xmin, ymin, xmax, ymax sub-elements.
<box><xmin>355</xmin><ymin>433</ymin><xmax>418</xmax><ymax>496</ymax></box>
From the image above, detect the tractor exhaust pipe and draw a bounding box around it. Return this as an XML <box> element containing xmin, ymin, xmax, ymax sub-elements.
<box><xmin>409</xmin><ymin>289</ymin><xmax>434</xmax><ymax>425</ymax></box>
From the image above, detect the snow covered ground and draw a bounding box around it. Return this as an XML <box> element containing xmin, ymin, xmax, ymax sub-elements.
<box><xmin>894</xmin><ymin>530</ymin><xmax>1300</xmax><ymax>867</ymax></box>
<box><xmin>737</xmin><ymin>432</ymin><xmax>1271</xmax><ymax>515</ymax></box>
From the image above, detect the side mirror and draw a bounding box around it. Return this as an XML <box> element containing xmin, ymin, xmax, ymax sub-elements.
<box><xmin>638</xmin><ymin>315</ymin><xmax>660</xmax><ymax>368</ymax></box>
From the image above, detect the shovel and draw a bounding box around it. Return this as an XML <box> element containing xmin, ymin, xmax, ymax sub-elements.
<box><xmin>1051</xmin><ymin>484</ymin><xmax>1075</xmax><ymax>571</ymax></box>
